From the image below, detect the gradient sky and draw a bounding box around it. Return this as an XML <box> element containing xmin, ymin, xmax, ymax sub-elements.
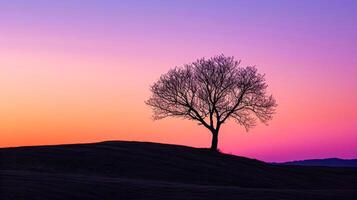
<box><xmin>1</xmin><ymin>0</ymin><xmax>357</xmax><ymax>162</ymax></box>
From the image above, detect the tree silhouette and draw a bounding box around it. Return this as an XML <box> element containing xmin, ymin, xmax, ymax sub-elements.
<box><xmin>146</xmin><ymin>55</ymin><xmax>277</xmax><ymax>151</ymax></box>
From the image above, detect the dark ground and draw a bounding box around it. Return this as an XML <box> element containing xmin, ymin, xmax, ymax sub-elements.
<box><xmin>1</xmin><ymin>141</ymin><xmax>356</xmax><ymax>199</ymax></box>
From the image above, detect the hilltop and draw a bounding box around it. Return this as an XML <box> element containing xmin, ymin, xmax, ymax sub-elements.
<box><xmin>279</xmin><ymin>158</ymin><xmax>357</xmax><ymax>167</ymax></box>
<box><xmin>1</xmin><ymin>141</ymin><xmax>356</xmax><ymax>199</ymax></box>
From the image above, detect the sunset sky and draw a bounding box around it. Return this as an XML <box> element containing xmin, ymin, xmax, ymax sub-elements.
<box><xmin>1</xmin><ymin>0</ymin><xmax>356</xmax><ymax>162</ymax></box>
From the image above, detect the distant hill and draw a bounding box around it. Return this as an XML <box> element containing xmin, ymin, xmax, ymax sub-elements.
<box><xmin>278</xmin><ymin>158</ymin><xmax>357</xmax><ymax>167</ymax></box>
<box><xmin>1</xmin><ymin>141</ymin><xmax>356</xmax><ymax>199</ymax></box>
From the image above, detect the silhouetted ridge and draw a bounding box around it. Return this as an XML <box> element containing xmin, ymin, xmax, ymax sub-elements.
<box><xmin>1</xmin><ymin>140</ymin><xmax>356</xmax><ymax>190</ymax></box>
<box><xmin>278</xmin><ymin>158</ymin><xmax>357</xmax><ymax>167</ymax></box>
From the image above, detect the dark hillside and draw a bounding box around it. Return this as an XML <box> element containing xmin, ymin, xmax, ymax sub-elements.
<box><xmin>1</xmin><ymin>141</ymin><xmax>356</xmax><ymax>199</ymax></box>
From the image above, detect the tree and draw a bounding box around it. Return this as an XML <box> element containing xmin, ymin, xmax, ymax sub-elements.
<box><xmin>146</xmin><ymin>55</ymin><xmax>277</xmax><ymax>151</ymax></box>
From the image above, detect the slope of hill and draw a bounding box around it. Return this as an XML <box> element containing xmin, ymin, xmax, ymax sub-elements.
<box><xmin>279</xmin><ymin>158</ymin><xmax>357</xmax><ymax>167</ymax></box>
<box><xmin>1</xmin><ymin>141</ymin><xmax>356</xmax><ymax>199</ymax></box>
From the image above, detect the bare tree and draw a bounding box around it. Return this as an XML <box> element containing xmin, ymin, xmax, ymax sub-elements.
<box><xmin>146</xmin><ymin>55</ymin><xmax>277</xmax><ymax>151</ymax></box>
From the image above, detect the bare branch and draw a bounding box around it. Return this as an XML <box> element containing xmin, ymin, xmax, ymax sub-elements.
<box><xmin>146</xmin><ymin>54</ymin><xmax>277</xmax><ymax>141</ymax></box>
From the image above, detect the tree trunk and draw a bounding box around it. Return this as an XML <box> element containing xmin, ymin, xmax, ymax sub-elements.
<box><xmin>210</xmin><ymin>130</ymin><xmax>218</xmax><ymax>151</ymax></box>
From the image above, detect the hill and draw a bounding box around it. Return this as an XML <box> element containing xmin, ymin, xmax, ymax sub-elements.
<box><xmin>279</xmin><ymin>158</ymin><xmax>357</xmax><ymax>167</ymax></box>
<box><xmin>1</xmin><ymin>141</ymin><xmax>356</xmax><ymax>199</ymax></box>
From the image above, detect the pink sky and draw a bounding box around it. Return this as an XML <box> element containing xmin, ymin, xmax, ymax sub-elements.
<box><xmin>1</xmin><ymin>1</ymin><xmax>356</xmax><ymax>162</ymax></box>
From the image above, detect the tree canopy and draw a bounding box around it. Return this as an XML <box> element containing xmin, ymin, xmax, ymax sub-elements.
<box><xmin>146</xmin><ymin>54</ymin><xmax>277</xmax><ymax>151</ymax></box>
